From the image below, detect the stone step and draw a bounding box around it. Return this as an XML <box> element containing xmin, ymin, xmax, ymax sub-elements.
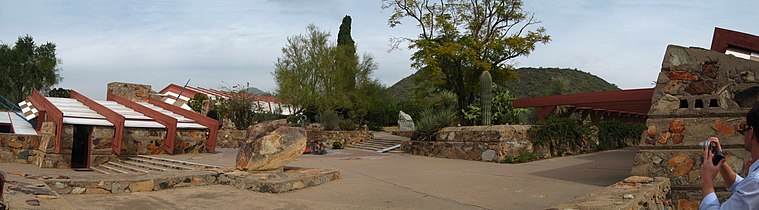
<box><xmin>346</xmin><ymin>144</ymin><xmax>399</xmax><ymax>152</ymax></box>
<box><xmin>135</xmin><ymin>155</ymin><xmax>222</xmax><ymax>169</ymax></box>
<box><xmin>352</xmin><ymin>142</ymin><xmax>398</xmax><ymax>149</ymax></box>
<box><xmin>98</xmin><ymin>164</ymin><xmax>132</xmax><ymax>174</ymax></box>
<box><xmin>126</xmin><ymin>157</ymin><xmax>195</xmax><ymax>171</ymax></box>
<box><xmin>91</xmin><ymin>166</ymin><xmax>111</xmax><ymax>175</ymax></box>
<box><xmin>367</xmin><ymin>138</ymin><xmax>405</xmax><ymax>143</ymax></box>
<box><xmin>106</xmin><ymin>161</ymin><xmax>150</xmax><ymax>174</ymax></box>
<box><xmin>119</xmin><ymin>160</ymin><xmax>171</xmax><ymax>172</ymax></box>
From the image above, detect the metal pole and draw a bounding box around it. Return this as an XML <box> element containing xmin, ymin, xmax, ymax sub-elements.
<box><xmin>176</xmin><ymin>79</ymin><xmax>191</xmax><ymax>101</ymax></box>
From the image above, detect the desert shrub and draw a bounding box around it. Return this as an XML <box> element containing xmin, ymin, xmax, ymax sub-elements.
<box><xmin>597</xmin><ymin>120</ymin><xmax>645</xmax><ymax>150</ymax></box>
<box><xmin>499</xmin><ymin>151</ymin><xmax>540</xmax><ymax>164</ymax></box>
<box><xmin>47</xmin><ymin>88</ymin><xmax>71</xmax><ymax>98</ymax></box>
<box><xmin>317</xmin><ymin>110</ymin><xmax>341</xmax><ymax>131</ymax></box>
<box><xmin>187</xmin><ymin>94</ymin><xmax>208</xmax><ymax>113</ymax></box>
<box><xmin>414</xmin><ymin>108</ymin><xmax>456</xmax><ymax>141</ymax></box>
<box><xmin>332</xmin><ymin>141</ymin><xmax>344</xmax><ymax>149</ymax></box>
<box><xmin>528</xmin><ymin>115</ymin><xmax>590</xmax><ymax>156</ymax></box>
<box><xmin>338</xmin><ymin>118</ymin><xmax>358</xmax><ymax>130</ymax></box>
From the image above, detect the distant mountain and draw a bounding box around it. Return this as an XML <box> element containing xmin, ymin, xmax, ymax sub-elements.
<box><xmin>387</xmin><ymin>67</ymin><xmax>620</xmax><ymax>100</ymax></box>
<box><xmin>244</xmin><ymin>87</ymin><xmax>266</xmax><ymax>95</ymax></box>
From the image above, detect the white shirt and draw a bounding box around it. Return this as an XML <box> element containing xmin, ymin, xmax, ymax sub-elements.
<box><xmin>701</xmin><ymin>160</ymin><xmax>759</xmax><ymax>210</ymax></box>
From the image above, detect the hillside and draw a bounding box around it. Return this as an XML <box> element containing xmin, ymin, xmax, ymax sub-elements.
<box><xmin>388</xmin><ymin>67</ymin><xmax>620</xmax><ymax>100</ymax></box>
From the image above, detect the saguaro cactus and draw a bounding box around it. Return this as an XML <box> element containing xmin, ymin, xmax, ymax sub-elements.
<box><xmin>480</xmin><ymin>71</ymin><xmax>493</xmax><ymax>125</ymax></box>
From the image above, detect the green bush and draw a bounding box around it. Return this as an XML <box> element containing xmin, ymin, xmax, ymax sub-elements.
<box><xmin>597</xmin><ymin>120</ymin><xmax>645</xmax><ymax>150</ymax></box>
<box><xmin>338</xmin><ymin>119</ymin><xmax>358</xmax><ymax>131</ymax></box>
<box><xmin>332</xmin><ymin>141</ymin><xmax>344</xmax><ymax>149</ymax></box>
<box><xmin>528</xmin><ymin>115</ymin><xmax>590</xmax><ymax>156</ymax></box>
<box><xmin>47</xmin><ymin>88</ymin><xmax>71</xmax><ymax>98</ymax></box>
<box><xmin>499</xmin><ymin>151</ymin><xmax>540</xmax><ymax>164</ymax></box>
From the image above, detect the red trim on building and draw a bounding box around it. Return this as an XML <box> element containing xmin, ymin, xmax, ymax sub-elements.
<box><xmin>71</xmin><ymin>90</ymin><xmax>126</xmax><ymax>155</ymax></box>
<box><xmin>29</xmin><ymin>89</ymin><xmax>64</xmax><ymax>153</ymax></box>
<box><xmin>512</xmin><ymin>88</ymin><xmax>654</xmax><ymax>122</ymax></box>
<box><xmin>711</xmin><ymin>27</ymin><xmax>759</xmax><ymax>53</ymax></box>
<box><xmin>159</xmin><ymin>84</ymin><xmax>200</xmax><ymax>99</ymax></box>
<box><xmin>148</xmin><ymin>98</ymin><xmax>219</xmax><ymax>152</ymax></box>
<box><xmin>108</xmin><ymin>93</ymin><xmax>178</xmax><ymax>154</ymax></box>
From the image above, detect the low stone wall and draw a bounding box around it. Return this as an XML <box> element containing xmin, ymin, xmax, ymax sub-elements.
<box><xmin>174</xmin><ymin>129</ymin><xmax>207</xmax><ymax>154</ymax></box>
<box><xmin>550</xmin><ymin>176</ymin><xmax>673</xmax><ymax>210</ymax></box>
<box><xmin>391</xmin><ymin>131</ymin><xmax>413</xmax><ymax>138</ymax></box>
<box><xmin>0</xmin><ymin>133</ymin><xmax>39</xmax><ymax>164</ymax></box>
<box><xmin>217</xmin><ymin>129</ymin><xmax>246</xmax><ymax>148</ymax></box>
<box><xmin>307</xmin><ymin>130</ymin><xmax>372</xmax><ymax>146</ymax></box>
<box><xmin>401</xmin><ymin>125</ymin><xmax>532</xmax><ymax>162</ymax></box>
<box><xmin>45</xmin><ymin>167</ymin><xmax>340</xmax><ymax>195</ymax></box>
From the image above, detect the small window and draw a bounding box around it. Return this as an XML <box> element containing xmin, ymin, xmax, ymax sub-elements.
<box><xmin>695</xmin><ymin>99</ymin><xmax>704</xmax><ymax>108</ymax></box>
<box><xmin>679</xmin><ymin>99</ymin><xmax>689</xmax><ymax>109</ymax></box>
<box><xmin>709</xmin><ymin>99</ymin><xmax>719</xmax><ymax>107</ymax></box>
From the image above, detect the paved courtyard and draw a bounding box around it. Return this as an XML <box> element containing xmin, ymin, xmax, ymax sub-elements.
<box><xmin>36</xmin><ymin>147</ymin><xmax>641</xmax><ymax>210</ymax></box>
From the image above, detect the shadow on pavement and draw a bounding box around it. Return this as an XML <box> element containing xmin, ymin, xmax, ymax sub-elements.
<box><xmin>528</xmin><ymin>147</ymin><xmax>639</xmax><ymax>187</ymax></box>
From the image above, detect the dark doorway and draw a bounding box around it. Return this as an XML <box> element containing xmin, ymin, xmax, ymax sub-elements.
<box><xmin>0</xmin><ymin>124</ymin><xmax>11</xmax><ymax>133</ymax></box>
<box><xmin>71</xmin><ymin>125</ymin><xmax>91</xmax><ymax>168</ymax></box>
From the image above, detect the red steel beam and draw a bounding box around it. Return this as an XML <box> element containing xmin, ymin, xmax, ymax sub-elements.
<box><xmin>513</xmin><ymin>88</ymin><xmax>654</xmax><ymax>108</ymax></box>
<box><xmin>70</xmin><ymin>90</ymin><xmax>126</xmax><ymax>155</ymax></box>
<box><xmin>148</xmin><ymin>98</ymin><xmax>220</xmax><ymax>152</ymax></box>
<box><xmin>29</xmin><ymin>89</ymin><xmax>64</xmax><ymax>153</ymax></box>
<box><xmin>159</xmin><ymin>83</ymin><xmax>201</xmax><ymax>99</ymax></box>
<box><xmin>108</xmin><ymin>93</ymin><xmax>177</xmax><ymax>154</ymax></box>
<box><xmin>711</xmin><ymin>27</ymin><xmax>759</xmax><ymax>53</ymax></box>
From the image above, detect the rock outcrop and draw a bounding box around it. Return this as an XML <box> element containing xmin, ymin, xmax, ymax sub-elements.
<box><xmin>236</xmin><ymin>120</ymin><xmax>306</xmax><ymax>171</ymax></box>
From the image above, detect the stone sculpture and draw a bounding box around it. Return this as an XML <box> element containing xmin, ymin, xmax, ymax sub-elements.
<box><xmin>398</xmin><ymin>111</ymin><xmax>415</xmax><ymax>131</ymax></box>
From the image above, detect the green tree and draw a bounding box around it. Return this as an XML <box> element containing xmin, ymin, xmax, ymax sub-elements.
<box><xmin>383</xmin><ymin>0</ymin><xmax>550</xmax><ymax>124</ymax></box>
<box><xmin>274</xmin><ymin>22</ymin><xmax>380</xmax><ymax>126</ymax></box>
<box><xmin>0</xmin><ymin>35</ymin><xmax>61</xmax><ymax>103</ymax></box>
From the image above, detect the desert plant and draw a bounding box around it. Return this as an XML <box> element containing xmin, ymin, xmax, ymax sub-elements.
<box><xmin>499</xmin><ymin>151</ymin><xmax>540</xmax><ymax>164</ymax></box>
<box><xmin>317</xmin><ymin>110</ymin><xmax>341</xmax><ymax>131</ymax></box>
<box><xmin>597</xmin><ymin>120</ymin><xmax>645</xmax><ymax>150</ymax></box>
<box><xmin>47</xmin><ymin>88</ymin><xmax>70</xmax><ymax>98</ymax></box>
<box><xmin>480</xmin><ymin>71</ymin><xmax>493</xmax><ymax>125</ymax></box>
<box><xmin>414</xmin><ymin>107</ymin><xmax>456</xmax><ymax>141</ymax></box>
<box><xmin>332</xmin><ymin>141</ymin><xmax>344</xmax><ymax>149</ymax></box>
<box><xmin>187</xmin><ymin>94</ymin><xmax>208</xmax><ymax>113</ymax></box>
<box><xmin>529</xmin><ymin>115</ymin><xmax>589</xmax><ymax>156</ymax></box>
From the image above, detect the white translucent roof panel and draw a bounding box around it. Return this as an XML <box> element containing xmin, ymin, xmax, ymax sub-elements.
<box><xmin>9</xmin><ymin>112</ymin><xmax>37</xmax><ymax>135</ymax></box>
<box><xmin>93</xmin><ymin>100</ymin><xmax>153</xmax><ymax>120</ymax></box>
<box><xmin>63</xmin><ymin>117</ymin><xmax>113</xmax><ymax>126</ymax></box>
<box><xmin>165</xmin><ymin>91</ymin><xmax>190</xmax><ymax>101</ymax></box>
<box><xmin>47</xmin><ymin>97</ymin><xmax>108</xmax><ymax>119</ymax></box>
<box><xmin>125</xmin><ymin>120</ymin><xmax>165</xmax><ymax>128</ymax></box>
<box><xmin>177</xmin><ymin>122</ymin><xmax>207</xmax><ymax>129</ymax></box>
<box><xmin>0</xmin><ymin>112</ymin><xmax>11</xmax><ymax>124</ymax></box>
<box><xmin>136</xmin><ymin>102</ymin><xmax>195</xmax><ymax>123</ymax></box>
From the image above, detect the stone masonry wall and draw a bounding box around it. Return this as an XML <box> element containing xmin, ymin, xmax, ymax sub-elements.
<box><xmin>307</xmin><ymin>130</ymin><xmax>373</xmax><ymax>147</ymax></box>
<box><xmin>107</xmin><ymin>82</ymin><xmax>158</xmax><ymax>102</ymax></box>
<box><xmin>123</xmin><ymin>128</ymin><xmax>207</xmax><ymax>155</ymax></box>
<box><xmin>550</xmin><ymin>176</ymin><xmax>673</xmax><ymax>210</ymax></box>
<box><xmin>402</xmin><ymin>125</ymin><xmax>533</xmax><ymax>162</ymax></box>
<box><xmin>0</xmin><ymin>133</ymin><xmax>39</xmax><ymax>164</ymax></box>
<box><xmin>631</xmin><ymin>45</ymin><xmax>759</xmax><ymax>206</ymax></box>
<box><xmin>217</xmin><ymin>129</ymin><xmax>246</xmax><ymax>148</ymax></box>
<box><xmin>174</xmin><ymin>129</ymin><xmax>207</xmax><ymax>154</ymax></box>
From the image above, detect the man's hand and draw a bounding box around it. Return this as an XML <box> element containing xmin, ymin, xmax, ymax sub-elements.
<box><xmin>701</xmin><ymin>138</ymin><xmax>726</xmax><ymax>197</ymax></box>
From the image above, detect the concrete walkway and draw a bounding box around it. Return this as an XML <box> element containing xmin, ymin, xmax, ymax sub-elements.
<box><xmin>55</xmin><ymin>147</ymin><xmax>639</xmax><ymax>210</ymax></box>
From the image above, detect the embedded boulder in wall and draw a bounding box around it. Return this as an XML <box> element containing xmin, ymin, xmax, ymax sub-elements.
<box><xmin>236</xmin><ymin>126</ymin><xmax>307</xmax><ymax>171</ymax></box>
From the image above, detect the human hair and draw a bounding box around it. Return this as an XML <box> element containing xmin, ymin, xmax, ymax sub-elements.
<box><xmin>747</xmin><ymin>105</ymin><xmax>759</xmax><ymax>142</ymax></box>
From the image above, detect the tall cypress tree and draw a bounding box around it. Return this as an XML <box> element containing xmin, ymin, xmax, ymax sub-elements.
<box><xmin>336</xmin><ymin>15</ymin><xmax>358</xmax><ymax>92</ymax></box>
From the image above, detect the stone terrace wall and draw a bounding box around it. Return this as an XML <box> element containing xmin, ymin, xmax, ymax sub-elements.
<box><xmin>550</xmin><ymin>176</ymin><xmax>673</xmax><ymax>210</ymax></box>
<box><xmin>217</xmin><ymin>129</ymin><xmax>246</xmax><ymax>148</ymax></box>
<box><xmin>402</xmin><ymin>125</ymin><xmax>533</xmax><ymax>162</ymax></box>
<box><xmin>308</xmin><ymin>130</ymin><xmax>373</xmax><ymax>146</ymax></box>
<box><xmin>631</xmin><ymin>45</ymin><xmax>759</xmax><ymax>205</ymax></box>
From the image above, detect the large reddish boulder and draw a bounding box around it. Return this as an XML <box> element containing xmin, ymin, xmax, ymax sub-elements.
<box><xmin>236</xmin><ymin>126</ymin><xmax>307</xmax><ymax>171</ymax></box>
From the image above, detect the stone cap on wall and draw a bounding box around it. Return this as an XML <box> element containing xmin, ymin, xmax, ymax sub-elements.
<box><xmin>435</xmin><ymin>125</ymin><xmax>532</xmax><ymax>142</ymax></box>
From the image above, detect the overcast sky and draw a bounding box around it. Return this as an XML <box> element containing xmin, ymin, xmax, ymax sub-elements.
<box><xmin>1</xmin><ymin>1</ymin><xmax>758</xmax><ymax>99</ymax></box>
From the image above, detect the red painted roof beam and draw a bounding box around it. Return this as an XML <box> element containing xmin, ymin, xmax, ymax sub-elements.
<box><xmin>108</xmin><ymin>93</ymin><xmax>178</xmax><ymax>154</ymax></box>
<box><xmin>70</xmin><ymin>90</ymin><xmax>126</xmax><ymax>155</ymax></box>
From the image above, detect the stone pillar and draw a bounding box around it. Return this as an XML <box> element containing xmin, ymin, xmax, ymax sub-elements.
<box><xmin>107</xmin><ymin>82</ymin><xmax>156</xmax><ymax>102</ymax></box>
<box><xmin>630</xmin><ymin>45</ymin><xmax>759</xmax><ymax>206</ymax></box>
